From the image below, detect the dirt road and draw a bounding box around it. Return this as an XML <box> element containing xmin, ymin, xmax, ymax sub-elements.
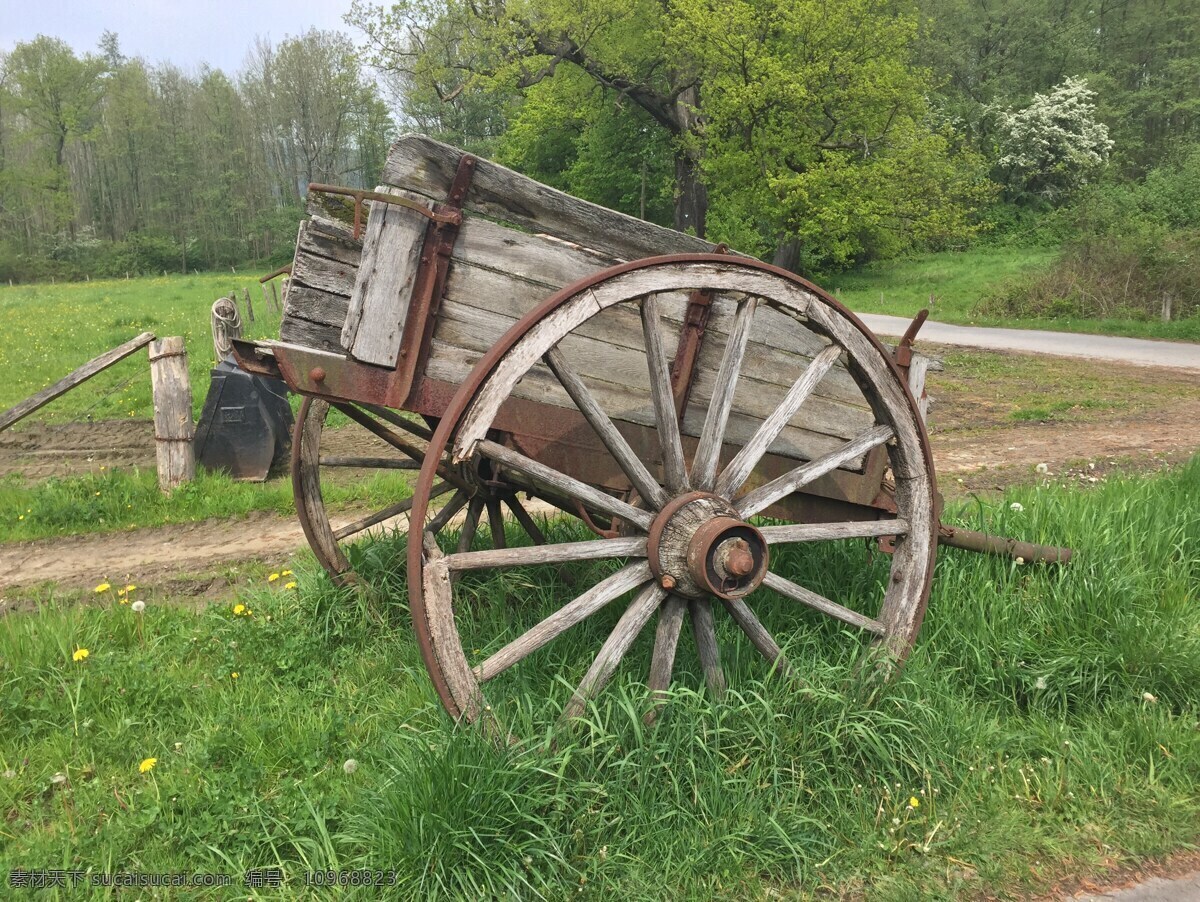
<box><xmin>3</xmin><ymin>347</ymin><xmax>1199</xmax><ymax>595</ymax></box>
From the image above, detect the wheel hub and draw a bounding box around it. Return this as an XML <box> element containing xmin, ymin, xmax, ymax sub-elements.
<box><xmin>647</xmin><ymin>493</ymin><xmax>769</xmax><ymax>599</ymax></box>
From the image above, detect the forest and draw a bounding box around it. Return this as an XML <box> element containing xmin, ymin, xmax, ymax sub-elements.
<box><xmin>1</xmin><ymin>0</ymin><xmax>1198</xmax><ymax>319</ymax></box>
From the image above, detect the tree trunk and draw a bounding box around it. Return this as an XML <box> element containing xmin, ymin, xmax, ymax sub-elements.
<box><xmin>772</xmin><ymin>238</ymin><xmax>802</xmax><ymax>274</ymax></box>
<box><xmin>672</xmin><ymin>86</ymin><xmax>707</xmax><ymax>238</ymax></box>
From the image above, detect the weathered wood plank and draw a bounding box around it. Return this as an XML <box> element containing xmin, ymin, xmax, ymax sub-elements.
<box><xmin>148</xmin><ymin>337</ymin><xmax>195</xmax><ymax>491</ymax></box>
<box><xmin>343</xmin><ymin>186</ymin><xmax>431</xmax><ymax>365</ymax></box>
<box><xmin>297</xmin><ymin>218</ymin><xmax>363</xmax><ymax>267</ymax></box>
<box><xmin>383</xmin><ymin>134</ymin><xmax>715</xmax><ymax>261</ymax></box>
<box><xmin>0</xmin><ymin>331</ymin><xmax>155</xmax><ymax>433</ymax></box>
<box><xmin>280</xmin><ymin>315</ymin><xmax>343</xmax><ymax>352</ymax></box>
<box><xmin>284</xmin><ymin>285</ymin><xmax>350</xmax><ymax>328</ymax></box>
<box><xmin>292</xmin><ymin>244</ymin><xmax>356</xmax><ymax>298</ymax></box>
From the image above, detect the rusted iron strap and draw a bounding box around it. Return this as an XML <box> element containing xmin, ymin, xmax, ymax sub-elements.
<box><xmin>395</xmin><ymin>155</ymin><xmax>478</xmax><ymax>406</ymax></box>
<box><xmin>307</xmin><ymin>183</ymin><xmax>463</xmax><ymax>240</ymax></box>
<box><xmin>668</xmin><ymin>244</ymin><xmax>728</xmax><ymax>416</ymax></box>
<box><xmin>259</xmin><ymin>264</ymin><xmax>292</xmax><ymax>284</ymax></box>
<box><xmin>938</xmin><ymin>524</ymin><xmax>1072</xmax><ymax>564</ymax></box>
<box><xmin>893</xmin><ymin>308</ymin><xmax>929</xmax><ymax>367</ymax></box>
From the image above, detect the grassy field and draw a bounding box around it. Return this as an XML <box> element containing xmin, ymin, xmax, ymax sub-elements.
<box><xmin>831</xmin><ymin>246</ymin><xmax>1200</xmax><ymax>342</ymax></box>
<box><xmin>0</xmin><ymin>273</ymin><xmax>282</xmax><ymax>422</ymax></box>
<box><xmin>2</xmin><ymin>457</ymin><xmax>1198</xmax><ymax>898</ymax></box>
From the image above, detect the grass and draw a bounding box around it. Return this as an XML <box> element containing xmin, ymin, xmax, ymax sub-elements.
<box><xmin>830</xmin><ymin>246</ymin><xmax>1200</xmax><ymax>342</ymax></box>
<box><xmin>0</xmin><ymin>273</ymin><xmax>281</xmax><ymax>423</ymax></box>
<box><xmin>3</xmin><ymin>456</ymin><xmax>1199</xmax><ymax>898</ymax></box>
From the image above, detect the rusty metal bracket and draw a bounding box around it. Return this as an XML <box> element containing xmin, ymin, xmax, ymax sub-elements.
<box><xmin>669</xmin><ymin>243</ymin><xmax>729</xmax><ymax>416</ymax></box>
<box><xmin>396</xmin><ymin>155</ymin><xmax>478</xmax><ymax>407</ymax></box>
<box><xmin>307</xmin><ymin>183</ymin><xmax>463</xmax><ymax>240</ymax></box>
<box><xmin>258</xmin><ymin>264</ymin><xmax>292</xmax><ymax>284</ymax></box>
<box><xmin>893</xmin><ymin>308</ymin><xmax>929</xmax><ymax>368</ymax></box>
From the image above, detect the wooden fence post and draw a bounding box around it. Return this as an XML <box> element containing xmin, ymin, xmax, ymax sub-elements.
<box><xmin>148</xmin><ymin>337</ymin><xmax>195</xmax><ymax>491</ymax></box>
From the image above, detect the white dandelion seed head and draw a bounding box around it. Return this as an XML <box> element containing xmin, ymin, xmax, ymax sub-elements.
<box><xmin>1142</xmin><ymin>692</ymin><xmax>1158</xmax><ymax>704</ymax></box>
<box><xmin>343</xmin><ymin>758</ymin><xmax>358</xmax><ymax>774</ymax></box>
<box><xmin>1035</xmin><ymin>676</ymin><xmax>1047</xmax><ymax>690</ymax></box>
<box><xmin>131</xmin><ymin>600</ymin><xmax>145</xmax><ymax>614</ymax></box>
<box><xmin>1035</xmin><ymin>463</ymin><xmax>1049</xmax><ymax>474</ymax></box>
<box><xmin>1016</xmin><ymin>556</ymin><xmax>1026</xmax><ymax>565</ymax></box>
<box><xmin>1010</xmin><ymin>502</ymin><xmax>1025</xmax><ymax>512</ymax></box>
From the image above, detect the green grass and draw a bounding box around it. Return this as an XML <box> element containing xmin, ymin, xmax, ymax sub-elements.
<box><xmin>0</xmin><ymin>273</ymin><xmax>281</xmax><ymax>423</ymax></box>
<box><xmin>830</xmin><ymin>246</ymin><xmax>1200</xmax><ymax>342</ymax></box>
<box><xmin>0</xmin><ymin>466</ymin><xmax>415</xmax><ymax>543</ymax></box>
<box><xmin>3</xmin><ymin>457</ymin><xmax>1199</xmax><ymax>898</ymax></box>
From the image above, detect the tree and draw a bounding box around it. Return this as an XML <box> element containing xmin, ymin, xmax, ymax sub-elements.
<box><xmin>994</xmin><ymin>77</ymin><xmax>1112</xmax><ymax>205</ymax></box>
<box><xmin>352</xmin><ymin>0</ymin><xmax>988</xmax><ymax>267</ymax></box>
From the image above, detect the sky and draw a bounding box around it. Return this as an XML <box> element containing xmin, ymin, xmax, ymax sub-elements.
<box><xmin>1</xmin><ymin>0</ymin><xmax>361</xmax><ymax>74</ymax></box>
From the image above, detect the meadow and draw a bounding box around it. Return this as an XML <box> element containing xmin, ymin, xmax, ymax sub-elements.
<box><xmin>1</xmin><ymin>458</ymin><xmax>1198</xmax><ymax>898</ymax></box>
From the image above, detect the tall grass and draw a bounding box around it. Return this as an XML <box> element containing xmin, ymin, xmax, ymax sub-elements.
<box><xmin>2</xmin><ymin>459</ymin><xmax>1198</xmax><ymax>898</ymax></box>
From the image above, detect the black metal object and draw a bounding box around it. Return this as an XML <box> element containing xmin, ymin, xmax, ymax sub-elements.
<box><xmin>195</xmin><ymin>356</ymin><xmax>294</xmax><ymax>481</ymax></box>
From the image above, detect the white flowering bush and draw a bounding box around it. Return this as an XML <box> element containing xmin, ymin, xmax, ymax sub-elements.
<box><xmin>995</xmin><ymin>78</ymin><xmax>1113</xmax><ymax>204</ymax></box>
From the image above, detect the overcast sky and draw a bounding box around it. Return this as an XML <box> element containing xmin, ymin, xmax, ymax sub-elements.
<box><xmin>1</xmin><ymin>0</ymin><xmax>362</xmax><ymax>74</ymax></box>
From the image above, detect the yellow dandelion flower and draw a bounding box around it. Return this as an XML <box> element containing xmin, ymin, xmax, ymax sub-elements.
<box><xmin>124</xmin><ymin>584</ymin><xmax>137</xmax><ymax>593</ymax></box>
<box><xmin>94</xmin><ymin>582</ymin><xmax>111</xmax><ymax>593</ymax></box>
<box><xmin>268</xmin><ymin>573</ymin><xmax>280</xmax><ymax>582</ymax></box>
<box><xmin>73</xmin><ymin>647</ymin><xmax>90</xmax><ymax>662</ymax></box>
<box><xmin>17</xmin><ymin>515</ymin><xmax>23</xmax><ymax>521</ymax></box>
<box><xmin>231</xmin><ymin>672</ymin><xmax>239</xmax><ymax>679</ymax></box>
<box><xmin>139</xmin><ymin>757</ymin><xmax>157</xmax><ymax>774</ymax></box>
<box><xmin>909</xmin><ymin>796</ymin><xmax>920</xmax><ymax>809</ymax></box>
<box><xmin>284</xmin><ymin>582</ymin><xmax>297</xmax><ymax>590</ymax></box>
<box><xmin>232</xmin><ymin>603</ymin><xmax>246</xmax><ymax>615</ymax></box>
<box><xmin>281</xmin><ymin>570</ymin><xmax>293</xmax><ymax>576</ymax></box>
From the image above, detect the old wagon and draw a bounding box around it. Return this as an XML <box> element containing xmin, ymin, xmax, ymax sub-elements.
<box><xmin>235</xmin><ymin>135</ymin><xmax>1067</xmax><ymax>726</ymax></box>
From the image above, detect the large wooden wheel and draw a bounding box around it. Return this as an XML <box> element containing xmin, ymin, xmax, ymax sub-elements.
<box><xmin>407</xmin><ymin>256</ymin><xmax>937</xmax><ymax>726</ymax></box>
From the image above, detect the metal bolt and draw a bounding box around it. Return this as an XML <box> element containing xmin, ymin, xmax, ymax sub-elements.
<box><xmin>310</xmin><ymin>367</ymin><xmax>326</xmax><ymax>383</ymax></box>
<box><xmin>661</xmin><ymin>575</ymin><xmax>676</xmax><ymax>590</ymax></box>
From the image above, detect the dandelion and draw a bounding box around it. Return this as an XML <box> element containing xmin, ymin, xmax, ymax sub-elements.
<box><xmin>268</xmin><ymin>573</ymin><xmax>280</xmax><ymax>583</ymax></box>
<box><xmin>908</xmin><ymin>796</ymin><xmax>920</xmax><ymax>809</ymax></box>
<box><xmin>1035</xmin><ymin>676</ymin><xmax>1047</xmax><ymax>690</ymax></box>
<box><xmin>343</xmin><ymin>758</ymin><xmax>358</xmax><ymax>775</ymax></box>
<box><xmin>1143</xmin><ymin>692</ymin><xmax>1158</xmax><ymax>704</ymax></box>
<box><xmin>892</xmin><ymin>817</ymin><xmax>900</xmax><ymax>826</ymax></box>
<box><xmin>138</xmin><ymin>757</ymin><xmax>157</xmax><ymax>774</ymax></box>
<box><xmin>131</xmin><ymin>600</ymin><xmax>145</xmax><ymax>614</ymax></box>
<box><xmin>232</xmin><ymin>603</ymin><xmax>246</xmax><ymax>616</ymax></box>
<box><xmin>1035</xmin><ymin>463</ymin><xmax>1049</xmax><ymax>474</ymax></box>
<box><xmin>285</xmin><ymin>581</ymin><xmax>297</xmax><ymax>590</ymax></box>
<box><xmin>1010</xmin><ymin>502</ymin><xmax>1024</xmax><ymax>512</ymax></box>
<box><xmin>281</xmin><ymin>570</ymin><xmax>293</xmax><ymax>577</ymax></box>
<box><xmin>94</xmin><ymin>582</ymin><xmax>111</xmax><ymax>593</ymax></box>
<box><xmin>72</xmin><ymin>647</ymin><xmax>90</xmax><ymax>662</ymax></box>
<box><xmin>231</xmin><ymin>672</ymin><xmax>239</xmax><ymax>680</ymax></box>
<box><xmin>1015</xmin><ymin>556</ymin><xmax>1026</xmax><ymax>565</ymax></box>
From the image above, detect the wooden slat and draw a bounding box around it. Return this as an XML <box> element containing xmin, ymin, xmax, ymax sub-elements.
<box><xmin>284</xmin><ymin>285</ymin><xmax>349</xmax><ymax>328</ymax></box>
<box><xmin>383</xmin><ymin>134</ymin><xmax>715</xmax><ymax>261</ymax></box>
<box><xmin>0</xmin><ymin>332</ymin><xmax>155</xmax><ymax>433</ymax></box>
<box><xmin>279</xmin><ymin>315</ymin><xmax>342</xmax><ymax>352</ymax></box>
<box><xmin>342</xmin><ymin>186</ymin><xmax>431</xmax><ymax>365</ymax></box>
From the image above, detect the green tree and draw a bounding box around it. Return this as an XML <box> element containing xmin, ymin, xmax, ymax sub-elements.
<box><xmin>353</xmin><ymin>0</ymin><xmax>989</xmax><ymax>267</ymax></box>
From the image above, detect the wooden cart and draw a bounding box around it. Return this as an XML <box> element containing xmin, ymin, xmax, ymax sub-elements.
<box><xmin>235</xmin><ymin>135</ymin><xmax>1066</xmax><ymax>726</ymax></box>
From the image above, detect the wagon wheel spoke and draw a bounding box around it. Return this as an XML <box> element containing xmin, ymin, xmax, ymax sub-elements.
<box><xmin>759</xmin><ymin>519</ymin><xmax>909</xmax><ymax>544</ymax></box>
<box><xmin>505</xmin><ymin>493</ymin><xmax>548</xmax><ymax>545</ymax></box>
<box><xmin>715</xmin><ymin>343</ymin><xmax>843</xmax><ymax>498</ymax></box>
<box><xmin>544</xmin><ymin>346</ymin><xmax>669</xmax><ymax>510</ymax></box>
<box><xmin>762</xmin><ymin>571</ymin><xmax>885</xmax><ymax>636</ymax></box>
<box><xmin>689</xmin><ymin>599</ymin><xmax>727</xmax><ymax>699</ymax></box>
<box><xmin>456</xmin><ymin>496</ymin><xmax>485</xmax><ymax>554</ymax></box>
<box><xmin>319</xmin><ymin>456</ymin><xmax>419</xmax><ymax>470</ymax></box>
<box><xmin>361</xmin><ymin>402</ymin><xmax>433</xmax><ymax>440</ymax></box>
<box><xmin>562</xmin><ymin>583</ymin><xmax>666</xmax><ymax>721</ymax></box>
<box><xmin>446</xmin><ymin>537</ymin><xmax>647</xmax><ymax>572</ymax></box>
<box><xmin>474</xmin><ymin>439</ymin><xmax>653</xmax><ymax>531</ymax></box>
<box><xmin>643</xmin><ymin>594</ymin><xmax>688</xmax><ymax>725</ymax></box>
<box><xmin>691</xmin><ymin>296</ymin><xmax>757</xmax><ymax>491</ymax></box>
<box><xmin>719</xmin><ymin>596</ymin><xmax>794</xmax><ymax>677</ymax></box>
<box><xmin>425</xmin><ymin>490</ymin><xmax>471</xmax><ymax>535</ymax></box>
<box><xmin>473</xmin><ymin>563</ymin><xmax>652</xmax><ymax>683</ymax></box>
<box><xmin>641</xmin><ymin>293</ymin><xmax>690</xmax><ymax>494</ymax></box>
<box><xmin>333</xmin><ymin>481</ymin><xmax>451</xmax><ymax>542</ymax></box>
<box><xmin>485</xmin><ymin>498</ymin><xmax>508</xmax><ymax>549</ymax></box>
<box><xmin>736</xmin><ymin>424</ymin><xmax>895</xmax><ymax>518</ymax></box>
<box><xmin>334</xmin><ymin>401</ymin><xmax>471</xmax><ymax>493</ymax></box>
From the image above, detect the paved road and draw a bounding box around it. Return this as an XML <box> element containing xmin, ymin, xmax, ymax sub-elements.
<box><xmin>858</xmin><ymin>313</ymin><xmax>1200</xmax><ymax>372</ymax></box>
<box><xmin>1068</xmin><ymin>870</ymin><xmax>1200</xmax><ymax>900</ymax></box>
